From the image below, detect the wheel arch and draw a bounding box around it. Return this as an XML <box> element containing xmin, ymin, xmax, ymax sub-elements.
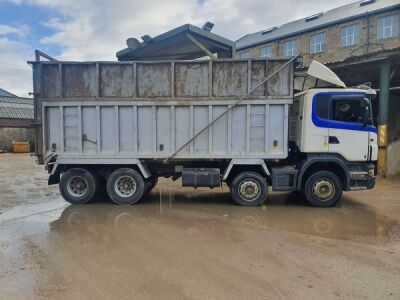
<box><xmin>48</xmin><ymin>161</ymin><xmax>151</xmax><ymax>185</ymax></box>
<box><xmin>223</xmin><ymin>159</ymin><xmax>270</xmax><ymax>184</ymax></box>
<box><xmin>297</xmin><ymin>155</ymin><xmax>350</xmax><ymax>191</ymax></box>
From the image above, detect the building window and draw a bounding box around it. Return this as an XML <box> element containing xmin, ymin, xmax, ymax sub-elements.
<box><xmin>239</xmin><ymin>51</ymin><xmax>250</xmax><ymax>58</ymax></box>
<box><xmin>259</xmin><ymin>46</ymin><xmax>272</xmax><ymax>58</ymax></box>
<box><xmin>341</xmin><ymin>24</ymin><xmax>360</xmax><ymax>47</ymax></box>
<box><xmin>377</xmin><ymin>14</ymin><xmax>399</xmax><ymax>39</ymax></box>
<box><xmin>310</xmin><ymin>32</ymin><xmax>325</xmax><ymax>54</ymax></box>
<box><xmin>282</xmin><ymin>39</ymin><xmax>297</xmax><ymax>57</ymax></box>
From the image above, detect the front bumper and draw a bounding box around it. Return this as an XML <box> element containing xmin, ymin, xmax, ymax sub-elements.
<box><xmin>348</xmin><ymin>163</ymin><xmax>376</xmax><ymax>191</ymax></box>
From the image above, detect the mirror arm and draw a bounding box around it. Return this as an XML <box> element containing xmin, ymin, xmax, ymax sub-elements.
<box><xmin>363</xmin><ymin>107</ymin><xmax>369</xmax><ymax>127</ymax></box>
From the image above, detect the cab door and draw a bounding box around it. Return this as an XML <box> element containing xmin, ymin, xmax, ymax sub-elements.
<box><xmin>327</xmin><ymin>94</ymin><xmax>373</xmax><ymax>161</ymax></box>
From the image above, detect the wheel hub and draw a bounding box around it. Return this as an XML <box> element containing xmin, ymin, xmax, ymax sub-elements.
<box><xmin>115</xmin><ymin>176</ymin><xmax>137</xmax><ymax>198</ymax></box>
<box><xmin>312</xmin><ymin>179</ymin><xmax>335</xmax><ymax>201</ymax></box>
<box><xmin>67</xmin><ymin>176</ymin><xmax>88</xmax><ymax>197</ymax></box>
<box><xmin>239</xmin><ymin>180</ymin><xmax>260</xmax><ymax>201</ymax></box>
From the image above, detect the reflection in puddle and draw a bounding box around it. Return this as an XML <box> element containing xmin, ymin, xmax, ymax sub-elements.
<box><xmin>50</xmin><ymin>187</ymin><xmax>400</xmax><ymax>244</ymax></box>
<box><xmin>1</xmin><ymin>185</ymin><xmax>399</xmax><ymax>299</ymax></box>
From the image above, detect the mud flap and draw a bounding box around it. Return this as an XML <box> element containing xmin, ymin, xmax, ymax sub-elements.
<box><xmin>48</xmin><ymin>172</ymin><xmax>60</xmax><ymax>185</ymax></box>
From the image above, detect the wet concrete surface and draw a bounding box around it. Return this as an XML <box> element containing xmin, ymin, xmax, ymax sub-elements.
<box><xmin>1</xmin><ymin>154</ymin><xmax>400</xmax><ymax>299</ymax></box>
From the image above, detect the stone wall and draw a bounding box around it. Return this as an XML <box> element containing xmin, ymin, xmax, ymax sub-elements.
<box><xmin>0</xmin><ymin>127</ymin><xmax>34</xmax><ymax>152</ymax></box>
<box><xmin>387</xmin><ymin>140</ymin><xmax>400</xmax><ymax>176</ymax></box>
<box><xmin>388</xmin><ymin>94</ymin><xmax>400</xmax><ymax>144</ymax></box>
<box><xmin>385</xmin><ymin>94</ymin><xmax>400</xmax><ymax>177</ymax></box>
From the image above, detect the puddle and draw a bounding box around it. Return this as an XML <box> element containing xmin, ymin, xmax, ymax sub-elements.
<box><xmin>2</xmin><ymin>155</ymin><xmax>400</xmax><ymax>299</ymax></box>
<box><xmin>43</xmin><ymin>187</ymin><xmax>400</xmax><ymax>244</ymax></box>
<box><xmin>0</xmin><ymin>184</ymin><xmax>400</xmax><ymax>300</ymax></box>
<box><xmin>0</xmin><ymin>183</ymin><xmax>399</xmax><ymax>245</ymax></box>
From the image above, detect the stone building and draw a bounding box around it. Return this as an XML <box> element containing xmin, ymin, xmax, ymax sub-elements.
<box><xmin>236</xmin><ymin>0</ymin><xmax>399</xmax><ymax>66</ymax></box>
<box><xmin>236</xmin><ymin>0</ymin><xmax>400</xmax><ymax>175</ymax></box>
<box><xmin>0</xmin><ymin>89</ymin><xmax>34</xmax><ymax>152</ymax></box>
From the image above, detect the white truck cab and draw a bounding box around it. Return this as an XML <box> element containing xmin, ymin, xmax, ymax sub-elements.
<box><xmin>292</xmin><ymin>88</ymin><xmax>377</xmax><ymax>162</ymax></box>
<box><xmin>273</xmin><ymin>61</ymin><xmax>377</xmax><ymax>207</ymax></box>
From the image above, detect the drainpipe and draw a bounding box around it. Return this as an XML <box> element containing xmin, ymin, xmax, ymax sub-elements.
<box><xmin>365</xmin><ymin>11</ymin><xmax>370</xmax><ymax>55</ymax></box>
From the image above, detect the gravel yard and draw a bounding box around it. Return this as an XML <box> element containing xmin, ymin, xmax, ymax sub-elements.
<box><xmin>0</xmin><ymin>153</ymin><xmax>400</xmax><ymax>299</ymax></box>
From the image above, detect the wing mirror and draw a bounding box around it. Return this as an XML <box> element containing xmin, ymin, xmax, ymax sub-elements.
<box><xmin>362</xmin><ymin>98</ymin><xmax>370</xmax><ymax>126</ymax></box>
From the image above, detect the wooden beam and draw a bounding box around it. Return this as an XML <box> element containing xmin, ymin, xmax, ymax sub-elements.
<box><xmin>186</xmin><ymin>33</ymin><xmax>216</xmax><ymax>60</ymax></box>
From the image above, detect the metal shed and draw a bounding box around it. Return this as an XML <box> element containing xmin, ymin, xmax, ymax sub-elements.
<box><xmin>116</xmin><ymin>24</ymin><xmax>236</xmax><ymax>61</ymax></box>
<box><xmin>0</xmin><ymin>88</ymin><xmax>18</xmax><ymax>97</ymax></box>
<box><xmin>0</xmin><ymin>95</ymin><xmax>33</xmax><ymax>125</ymax></box>
<box><xmin>0</xmin><ymin>91</ymin><xmax>34</xmax><ymax>151</ymax></box>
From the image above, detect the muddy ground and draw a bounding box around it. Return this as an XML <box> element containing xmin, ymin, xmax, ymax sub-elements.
<box><xmin>0</xmin><ymin>153</ymin><xmax>399</xmax><ymax>299</ymax></box>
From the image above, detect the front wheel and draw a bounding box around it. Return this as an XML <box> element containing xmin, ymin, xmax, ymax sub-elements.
<box><xmin>230</xmin><ymin>171</ymin><xmax>268</xmax><ymax>206</ymax></box>
<box><xmin>106</xmin><ymin>168</ymin><xmax>145</xmax><ymax>205</ymax></box>
<box><xmin>303</xmin><ymin>171</ymin><xmax>342</xmax><ymax>207</ymax></box>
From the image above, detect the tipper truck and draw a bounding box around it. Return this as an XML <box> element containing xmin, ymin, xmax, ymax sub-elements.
<box><xmin>30</xmin><ymin>53</ymin><xmax>377</xmax><ymax>207</ymax></box>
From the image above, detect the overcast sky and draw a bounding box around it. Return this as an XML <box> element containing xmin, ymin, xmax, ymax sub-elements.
<box><xmin>0</xmin><ymin>0</ymin><xmax>355</xmax><ymax>97</ymax></box>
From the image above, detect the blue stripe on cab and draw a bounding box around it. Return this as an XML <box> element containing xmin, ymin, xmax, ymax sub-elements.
<box><xmin>311</xmin><ymin>92</ymin><xmax>377</xmax><ymax>134</ymax></box>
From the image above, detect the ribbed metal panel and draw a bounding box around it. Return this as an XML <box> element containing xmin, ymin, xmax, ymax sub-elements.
<box><xmin>0</xmin><ymin>96</ymin><xmax>34</xmax><ymax>120</ymax></box>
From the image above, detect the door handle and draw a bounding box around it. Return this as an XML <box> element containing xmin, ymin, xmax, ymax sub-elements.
<box><xmin>328</xmin><ymin>136</ymin><xmax>340</xmax><ymax>144</ymax></box>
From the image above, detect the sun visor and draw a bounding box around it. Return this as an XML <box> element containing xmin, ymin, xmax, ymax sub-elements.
<box><xmin>307</xmin><ymin>60</ymin><xmax>346</xmax><ymax>88</ymax></box>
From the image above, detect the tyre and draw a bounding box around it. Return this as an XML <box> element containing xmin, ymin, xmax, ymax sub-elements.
<box><xmin>59</xmin><ymin>168</ymin><xmax>97</xmax><ymax>204</ymax></box>
<box><xmin>303</xmin><ymin>171</ymin><xmax>342</xmax><ymax>207</ymax></box>
<box><xmin>106</xmin><ymin>168</ymin><xmax>145</xmax><ymax>205</ymax></box>
<box><xmin>230</xmin><ymin>171</ymin><xmax>268</xmax><ymax>206</ymax></box>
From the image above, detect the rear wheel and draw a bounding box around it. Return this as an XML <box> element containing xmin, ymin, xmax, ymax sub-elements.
<box><xmin>230</xmin><ymin>171</ymin><xmax>268</xmax><ymax>206</ymax></box>
<box><xmin>303</xmin><ymin>171</ymin><xmax>342</xmax><ymax>207</ymax></box>
<box><xmin>59</xmin><ymin>168</ymin><xmax>97</xmax><ymax>204</ymax></box>
<box><xmin>106</xmin><ymin>168</ymin><xmax>145</xmax><ymax>205</ymax></box>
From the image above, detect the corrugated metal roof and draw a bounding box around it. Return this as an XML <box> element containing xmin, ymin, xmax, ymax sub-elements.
<box><xmin>0</xmin><ymin>88</ymin><xmax>17</xmax><ymax>97</ymax></box>
<box><xmin>236</xmin><ymin>0</ymin><xmax>400</xmax><ymax>50</ymax></box>
<box><xmin>0</xmin><ymin>96</ymin><xmax>34</xmax><ymax>120</ymax></box>
<box><xmin>117</xmin><ymin>24</ymin><xmax>236</xmax><ymax>61</ymax></box>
